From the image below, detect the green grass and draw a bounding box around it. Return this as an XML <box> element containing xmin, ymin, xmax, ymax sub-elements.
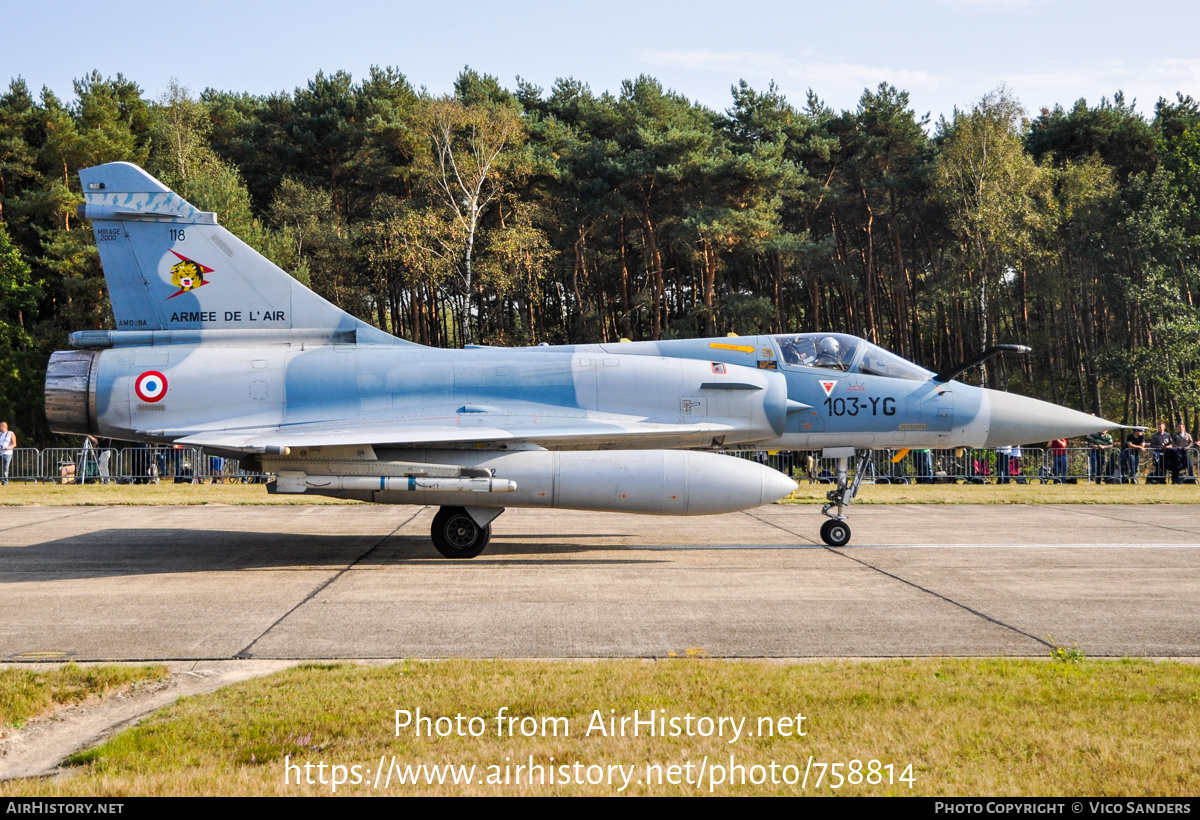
<box><xmin>0</xmin><ymin>663</ymin><xmax>168</xmax><ymax>729</ymax></box>
<box><xmin>2</xmin><ymin>659</ymin><xmax>1197</xmax><ymax>796</ymax></box>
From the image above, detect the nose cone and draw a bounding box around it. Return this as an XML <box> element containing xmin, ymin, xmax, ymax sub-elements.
<box><xmin>983</xmin><ymin>389</ymin><xmax>1117</xmax><ymax>447</ymax></box>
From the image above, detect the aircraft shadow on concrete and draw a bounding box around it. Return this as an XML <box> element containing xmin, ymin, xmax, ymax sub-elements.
<box><xmin>0</xmin><ymin>529</ymin><xmax>668</xmax><ymax>580</ymax></box>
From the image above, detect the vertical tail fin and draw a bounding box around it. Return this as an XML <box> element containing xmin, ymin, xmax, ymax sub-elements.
<box><xmin>79</xmin><ymin>162</ymin><xmax>397</xmax><ymax>343</ymax></box>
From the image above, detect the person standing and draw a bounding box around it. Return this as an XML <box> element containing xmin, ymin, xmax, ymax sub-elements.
<box><xmin>1048</xmin><ymin>438</ymin><xmax>1068</xmax><ymax>483</ymax></box>
<box><xmin>914</xmin><ymin>448</ymin><xmax>934</xmax><ymax>484</ymax></box>
<box><xmin>1085</xmin><ymin>429</ymin><xmax>1114</xmax><ymax>484</ymax></box>
<box><xmin>996</xmin><ymin>445</ymin><xmax>1012</xmax><ymax>484</ymax></box>
<box><xmin>1122</xmin><ymin>429</ymin><xmax>1146</xmax><ymax>484</ymax></box>
<box><xmin>171</xmin><ymin>444</ymin><xmax>186</xmax><ymax>483</ymax></box>
<box><xmin>96</xmin><ymin>436</ymin><xmax>113</xmax><ymax>484</ymax></box>
<box><xmin>1149</xmin><ymin>422</ymin><xmax>1172</xmax><ymax>483</ymax></box>
<box><xmin>0</xmin><ymin>422</ymin><xmax>15</xmax><ymax>485</ymax></box>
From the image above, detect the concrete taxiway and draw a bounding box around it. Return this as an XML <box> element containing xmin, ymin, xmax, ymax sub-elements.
<box><xmin>1</xmin><ymin>504</ymin><xmax>1197</xmax><ymax>660</ymax></box>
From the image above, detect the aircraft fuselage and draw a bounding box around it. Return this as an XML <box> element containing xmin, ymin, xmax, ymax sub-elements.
<box><xmin>56</xmin><ymin>329</ymin><xmax>1103</xmax><ymax>460</ymax></box>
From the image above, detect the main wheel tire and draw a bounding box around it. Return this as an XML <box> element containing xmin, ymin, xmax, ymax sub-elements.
<box><xmin>431</xmin><ymin>506</ymin><xmax>492</xmax><ymax>559</ymax></box>
<box><xmin>820</xmin><ymin>519</ymin><xmax>851</xmax><ymax>547</ymax></box>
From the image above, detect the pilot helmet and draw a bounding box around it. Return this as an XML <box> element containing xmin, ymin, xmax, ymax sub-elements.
<box><xmin>819</xmin><ymin>337</ymin><xmax>841</xmax><ymax>357</ymax></box>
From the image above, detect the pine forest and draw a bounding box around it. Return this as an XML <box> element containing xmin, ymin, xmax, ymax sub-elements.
<box><xmin>2</xmin><ymin>68</ymin><xmax>1199</xmax><ymax>443</ymax></box>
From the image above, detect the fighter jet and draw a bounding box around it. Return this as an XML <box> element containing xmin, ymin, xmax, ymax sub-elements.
<box><xmin>45</xmin><ymin>163</ymin><xmax>1115</xmax><ymax>553</ymax></box>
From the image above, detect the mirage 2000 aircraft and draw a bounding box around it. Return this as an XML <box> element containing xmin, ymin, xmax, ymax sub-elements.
<box><xmin>45</xmin><ymin>163</ymin><xmax>1115</xmax><ymax>555</ymax></box>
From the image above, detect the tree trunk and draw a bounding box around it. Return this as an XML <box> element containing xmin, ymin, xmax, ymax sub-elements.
<box><xmin>641</xmin><ymin>210</ymin><xmax>664</xmax><ymax>340</ymax></box>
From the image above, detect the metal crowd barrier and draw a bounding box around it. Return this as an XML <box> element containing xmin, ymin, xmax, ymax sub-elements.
<box><xmin>731</xmin><ymin>446</ymin><xmax>1200</xmax><ymax>485</ymax></box>
<box><xmin>2</xmin><ymin>448</ymin><xmax>43</xmax><ymax>482</ymax></box>
<box><xmin>0</xmin><ymin>445</ymin><xmax>267</xmax><ymax>484</ymax></box>
<box><xmin>3</xmin><ymin>445</ymin><xmax>1198</xmax><ymax>487</ymax></box>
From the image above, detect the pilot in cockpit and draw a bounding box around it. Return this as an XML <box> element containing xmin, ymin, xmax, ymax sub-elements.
<box><xmin>815</xmin><ymin>336</ymin><xmax>845</xmax><ymax>369</ymax></box>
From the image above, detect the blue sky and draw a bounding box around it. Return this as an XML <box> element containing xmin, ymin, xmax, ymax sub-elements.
<box><xmin>4</xmin><ymin>0</ymin><xmax>1198</xmax><ymax>123</ymax></box>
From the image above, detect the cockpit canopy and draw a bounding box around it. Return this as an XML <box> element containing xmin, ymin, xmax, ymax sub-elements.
<box><xmin>775</xmin><ymin>333</ymin><xmax>858</xmax><ymax>370</ymax></box>
<box><xmin>772</xmin><ymin>333</ymin><xmax>934</xmax><ymax>381</ymax></box>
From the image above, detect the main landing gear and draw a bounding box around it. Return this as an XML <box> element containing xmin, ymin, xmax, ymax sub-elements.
<box><xmin>430</xmin><ymin>506</ymin><xmax>504</xmax><ymax>558</ymax></box>
<box><xmin>819</xmin><ymin>449</ymin><xmax>871</xmax><ymax>547</ymax></box>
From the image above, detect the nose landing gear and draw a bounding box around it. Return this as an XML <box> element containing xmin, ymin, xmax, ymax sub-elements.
<box><xmin>819</xmin><ymin>449</ymin><xmax>871</xmax><ymax>546</ymax></box>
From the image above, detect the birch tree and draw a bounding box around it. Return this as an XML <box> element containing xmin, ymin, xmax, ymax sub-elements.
<box><xmin>418</xmin><ymin>96</ymin><xmax>524</xmax><ymax>345</ymax></box>
<box><xmin>933</xmin><ymin>87</ymin><xmax>1043</xmax><ymax>386</ymax></box>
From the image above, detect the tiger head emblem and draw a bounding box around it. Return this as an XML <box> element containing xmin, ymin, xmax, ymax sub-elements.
<box><xmin>166</xmin><ymin>251</ymin><xmax>214</xmax><ymax>299</ymax></box>
<box><xmin>171</xmin><ymin>258</ymin><xmax>205</xmax><ymax>292</ymax></box>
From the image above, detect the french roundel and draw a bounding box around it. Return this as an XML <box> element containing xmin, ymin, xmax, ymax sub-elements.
<box><xmin>135</xmin><ymin>371</ymin><xmax>168</xmax><ymax>403</ymax></box>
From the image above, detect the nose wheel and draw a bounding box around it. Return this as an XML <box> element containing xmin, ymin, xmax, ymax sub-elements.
<box><xmin>431</xmin><ymin>506</ymin><xmax>492</xmax><ymax>559</ymax></box>
<box><xmin>819</xmin><ymin>449</ymin><xmax>871</xmax><ymax>547</ymax></box>
<box><xmin>819</xmin><ymin>519</ymin><xmax>851</xmax><ymax>547</ymax></box>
